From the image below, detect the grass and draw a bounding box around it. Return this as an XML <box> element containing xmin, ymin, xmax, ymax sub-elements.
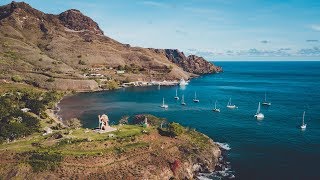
<box><xmin>185</xmin><ymin>129</ymin><xmax>211</xmax><ymax>149</ymax></box>
<box><xmin>0</xmin><ymin>124</ymin><xmax>149</xmax><ymax>156</ymax></box>
<box><xmin>0</xmin><ymin>82</ymin><xmax>43</xmax><ymax>94</ymax></box>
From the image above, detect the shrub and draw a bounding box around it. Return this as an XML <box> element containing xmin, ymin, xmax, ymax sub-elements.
<box><xmin>168</xmin><ymin>122</ymin><xmax>185</xmax><ymax>137</ymax></box>
<box><xmin>102</xmin><ymin>80</ymin><xmax>118</xmax><ymax>90</ymax></box>
<box><xmin>158</xmin><ymin>122</ymin><xmax>185</xmax><ymax>137</ymax></box>
<box><xmin>27</xmin><ymin>151</ymin><xmax>63</xmax><ymax>172</ymax></box>
<box><xmin>39</xmin><ymin>111</ymin><xmax>48</xmax><ymax>119</ymax></box>
<box><xmin>64</xmin><ymin>118</ymin><xmax>82</xmax><ymax>129</ymax></box>
<box><xmin>11</xmin><ymin>75</ymin><xmax>23</xmax><ymax>82</ymax></box>
<box><xmin>46</xmin><ymin>77</ymin><xmax>55</xmax><ymax>82</ymax></box>
<box><xmin>51</xmin><ymin>123</ymin><xmax>64</xmax><ymax>130</ymax></box>
<box><xmin>78</xmin><ymin>60</ymin><xmax>86</xmax><ymax>65</ymax></box>
<box><xmin>119</xmin><ymin>116</ymin><xmax>129</xmax><ymax>125</ymax></box>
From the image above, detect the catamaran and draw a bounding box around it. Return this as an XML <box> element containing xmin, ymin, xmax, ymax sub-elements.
<box><xmin>174</xmin><ymin>89</ymin><xmax>179</xmax><ymax>100</ymax></box>
<box><xmin>181</xmin><ymin>94</ymin><xmax>186</xmax><ymax>106</ymax></box>
<box><xmin>193</xmin><ymin>92</ymin><xmax>199</xmax><ymax>103</ymax></box>
<box><xmin>213</xmin><ymin>100</ymin><xmax>220</xmax><ymax>112</ymax></box>
<box><xmin>160</xmin><ymin>97</ymin><xmax>168</xmax><ymax>109</ymax></box>
<box><xmin>226</xmin><ymin>98</ymin><xmax>236</xmax><ymax>109</ymax></box>
<box><xmin>301</xmin><ymin>111</ymin><xmax>307</xmax><ymax>130</ymax></box>
<box><xmin>262</xmin><ymin>92</ymin><xmax>271</xmax><ymax>106</ymax></box>
<box><xmin>254</xmin><ymin>102</ymin><xmax>264</xmax><ymax>119</ymax></box>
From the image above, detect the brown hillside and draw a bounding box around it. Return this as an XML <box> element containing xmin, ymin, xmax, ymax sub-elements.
<box><xmin>0</xmin><ymin>1</ymin><xmax>221</xmax><ymax>91</ymax></box>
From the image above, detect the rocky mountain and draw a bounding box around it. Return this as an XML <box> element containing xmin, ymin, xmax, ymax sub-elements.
<box><xmin>0</xmin><ymin>1</ymin><xmax>221</xmax><ymax>91</ymax></box>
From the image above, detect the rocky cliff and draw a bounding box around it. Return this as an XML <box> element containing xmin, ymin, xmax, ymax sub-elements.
<box><xmin>0</xmin><ymin>1</ymin><xmax>221</xmax><ymax>91</ymax></box>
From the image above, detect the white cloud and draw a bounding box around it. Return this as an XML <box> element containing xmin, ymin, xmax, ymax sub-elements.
<box><xmin>140</xmin><ymin>1</ymin><xmax>169</xmax><ymax>8</ymax></box>
<box><xmin>310</xmin><ymin>24</ymin><xmax>320</xmax><ymax>31</ymax></box>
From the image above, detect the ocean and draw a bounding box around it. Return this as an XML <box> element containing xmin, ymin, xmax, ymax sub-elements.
<box><xmin>58</xmin><ymin>61</ymin><xmax>320</xmax><ymax>179</ymax></box>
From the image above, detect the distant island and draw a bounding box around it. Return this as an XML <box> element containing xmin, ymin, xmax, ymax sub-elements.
<box><xmin>0</xmin><ymin>1</ymin><xmax>224</xmax><ymax>179</ymax></box>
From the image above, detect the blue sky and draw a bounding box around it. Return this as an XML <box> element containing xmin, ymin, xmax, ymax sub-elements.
<box><xmin>1</xmin><ymin>0</ymin><xmax>320</xmax><ymax>60</ymax></box>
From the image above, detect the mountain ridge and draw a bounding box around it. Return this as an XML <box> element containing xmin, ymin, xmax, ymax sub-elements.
<box><xmin>0</xmin><ymin>1</ymin><xmax>222</xmax><ymax>91</ymax></box>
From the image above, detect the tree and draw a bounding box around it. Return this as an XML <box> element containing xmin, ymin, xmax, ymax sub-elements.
<box><xmin>64</xmin><ymin>118</ymin><xmax>82</xmax><ymax>129</ymax></box>
<box><xmin>168</xmin><ymin>122</ymin><xmax>185</xmax><ymax>137</ymax></box>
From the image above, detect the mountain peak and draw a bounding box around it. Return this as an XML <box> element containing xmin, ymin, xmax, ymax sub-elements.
<box><xmin>59</xmin><ymin>9</ymin><xmax>104</xmax><ymax>35</ymax></box>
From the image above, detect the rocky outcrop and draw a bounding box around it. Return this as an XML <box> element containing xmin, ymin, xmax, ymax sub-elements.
<box><xmin>164</xmin><ymin>49</ymin><xmax>222</xmax><ymax>74</ymax></box>
<box><xmin>152</xmin><ymin>48</ymin><xmax>222</xmax><ymax>74</ymax></box>
<box><xmin>59</xmin><ymin>9</ymin><xmax>104</xmax><ymax>35</ymax></box>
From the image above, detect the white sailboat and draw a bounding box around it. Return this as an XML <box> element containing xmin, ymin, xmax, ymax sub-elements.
<box><xmin>193</xmin><ymin>92</ymin><xmax>200</xmax><ymax>103</ymax></box>
<box><xmin>160</xmin><ymin>97</ymin><xmax>168</xmax><ymax>109</ymax></box>
<box><xmin>300</xmin><ymin>111</ymin><xmax>307</xmax><ymax>130</ymax></box>
<box><xmin>213</xmin><ymin>100</ymin><xmax>220</xmax><ymax>112</ymax></box>
<box><xmin>254</xmin><ymin>102</ymin><xmax>264</xmax><ymax>120</ymax></box>
<box><xmin>226</xmin><ymin>98</ymin><xmax>236</xmax><ymax>109</ymax></box>
<box><xmin>181</xmin><ymin>94</ymin><xmax>186</xmax><ymax>106</ymax></box>
<box><xmin>262</xmin><ymin>92</ymin><xmax>271</xmax><ymax>106</ymax></box>
<box><xmin>174</xmin><ymin>89</ymin><xmax>179</xmax><ymax>100</ymax></box>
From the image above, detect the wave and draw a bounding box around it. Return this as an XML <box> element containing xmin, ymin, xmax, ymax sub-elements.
<box><xmin>216</xmin><ymin>142</ymin><xmax>231</xmax><ymax>151</ymax></box>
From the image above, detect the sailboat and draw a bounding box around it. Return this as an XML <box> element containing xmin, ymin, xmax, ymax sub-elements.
<box><xmin>262</xmin><ymin>92</ymin><xmax>271</xmax><ymax>106</ymax></box>
<box><xmin>174</xmin><ymin>89</ymin><xmax>179</xmax><ymax>100</ymax></box>
<box><xmin>193</xmin><ymin>92</ymin><xmax>200</xmax><ymax>103</ymax></box>
<box><xmin>160</xmin><ymin>97</ymin><xmax>168</xmax><ymax>109</ymax></box>
<box><xmin>226</xmin><ymin>98</ymin><xmax>236</xmax><ymax>109</ymax></box>
<box><xmin>254</xmin><ymin>102</ymin><xmax>264</xmax><ymax>120</ymax></box>
<box><xmin>181</xmin><ymin>94</ymin><xmax>186</xmax><ymax>106</ymax></box>
<box><xmin>212</xmin><ymin>100</ymin><xmax>220</xmax><ymax>112</ymax></box>
<box><xmin>300</xmin><ymin>111</ymin><xmax>307</xmax><ymax>130</ymax></box>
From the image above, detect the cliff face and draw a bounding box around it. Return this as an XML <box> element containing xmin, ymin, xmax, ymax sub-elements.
<box><xmin>58</xmin><ymin>9</ymin><xmax>104</xmax><ymax>35</ymax></box>
<box><xmin>0</xmin><ymin>1</ymin><xmax>221</xmax><ymax>91</ymax></box>
<box><xmin>164</xmin><ymin>49</ymin><xmax>222</xmax><ymax>74</ymax></box>
<box><xmin>0</xmin><ymin>124</ymin><xmax>221</xmax><ymax>179</ymax></box>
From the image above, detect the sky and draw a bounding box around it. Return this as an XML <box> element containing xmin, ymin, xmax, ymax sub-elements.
<box><xmin>1</xmin><ymin>0</ymin><xmax>320</xmax><ymax>61</ymax></box>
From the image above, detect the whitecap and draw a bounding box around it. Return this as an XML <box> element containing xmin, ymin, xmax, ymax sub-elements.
<box><xmin>216</xmin><ymin>142</ymin><xmax>231</xmax><ymax>151</ymax></box>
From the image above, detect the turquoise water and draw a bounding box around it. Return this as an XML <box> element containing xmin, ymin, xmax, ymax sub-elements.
<box><xmin>58</xmin><ymin>61</ymin><xmax>320</xmax><ymax>179</ymax></box>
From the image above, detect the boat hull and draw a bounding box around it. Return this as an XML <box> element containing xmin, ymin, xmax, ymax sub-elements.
<box><xmin>262</xmin><ymin>102</ymin><xmax>271</xmax><ymax>106</ymax></box>
<box><xmin>254</xmin><ymin>113</ymin><xmax>264</xmax><ymax>120</ymax></box>
<box><xmin>227</xmin><ymin>105</ymin><xmax>236</xmax><ymax>109</ymax></box>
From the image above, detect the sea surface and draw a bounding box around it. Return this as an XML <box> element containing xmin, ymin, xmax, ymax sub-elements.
<box><xmin>58</xmin><ymin>61</ymin><xmax>320</xmax><ymax>179</ymax></box>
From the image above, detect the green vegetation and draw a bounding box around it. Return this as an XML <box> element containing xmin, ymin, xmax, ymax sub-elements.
<box><xmin>64</xmin><ymin>118</ymin><xmax>82</xmax><ymax>129</ymax></box>
<box><xmin>185</xmin><ymin>128</ymin><xmax>211</xmax><ymax>149</ymax></box>
<box><xmin>11</xmin><ymin>75</ymin><xmax>23</xmax><ymax>82</ymax></box>
<box><xmin>0</xmin><ymin>89</ymin><xmax>63</xmax><ymax>142</ymax></box>
<box><xmin>46</xmin><ymin>77</ymin><xmax>55</xmax><ymax>82</ymax></box>
<box><xmin>168</xmin><ymin>122</ymin><xmax>185</xmax><ymax>136</ymax></box>
<box><xmin>158</xmin><ymin>122</ymin><xmax>185</xmax><ymax>137</ymax></box>
<box><xmin>132</xmin><ymin>114</ymin><xmax>167</xmax><ymax>127</ymax></box>
<box><xmin>78</xmin><ymin>60</ymin><xmax>87</xmax><ymax>65</ymax></box>
<box><xmin>4</xmin><ymin>51</ymin><xmax>19</xmax><ymax>60</ymax></box>
<box><xmin>101</xmin><ymin>80</ymin><xmax>119</xmax><ymax>90</ymax></box>
<box><xmin>27</xmin><ymin>151</ymin><xmax>63</xmax><ymax>172</ymax></box>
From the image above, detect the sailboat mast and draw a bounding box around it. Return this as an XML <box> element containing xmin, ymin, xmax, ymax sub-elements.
<box><xmin>215</xmin><ymin>101</ymin><xmax>217</xmax><ymax>109</ymax></box>
<box><xmin>257</xmin><ymin>102</ymin><xmax>261</xmax><ymax>114</ymax></box>
<box><xmin>195</xmin><ymin>92</ymin><xmax>197</xmax><ymax>99</ymax></box>
<box><xmin>265</xmin><ymin>92</ymin><xmax>267</xmax><ymax>102</ymax></box>
<box><xmin>302</xmin><ymin>111</ymin><xmax>305</xmax><ymax>125</ymax></box>
<box><xmin>163</xmin><ymin>98</ymin><xmax>164</xmax><ymax>106</ymax></box>
<box><xmin>182</xmin><ymin>95</ymin><xmax>184</xmax><ymax>103</ymax></box>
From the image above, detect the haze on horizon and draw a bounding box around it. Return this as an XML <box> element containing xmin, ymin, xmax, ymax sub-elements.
<box><xmin>1</xmin><ymin>0</ymin><xmax>320</xmax><ymax>61</ymax></box>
